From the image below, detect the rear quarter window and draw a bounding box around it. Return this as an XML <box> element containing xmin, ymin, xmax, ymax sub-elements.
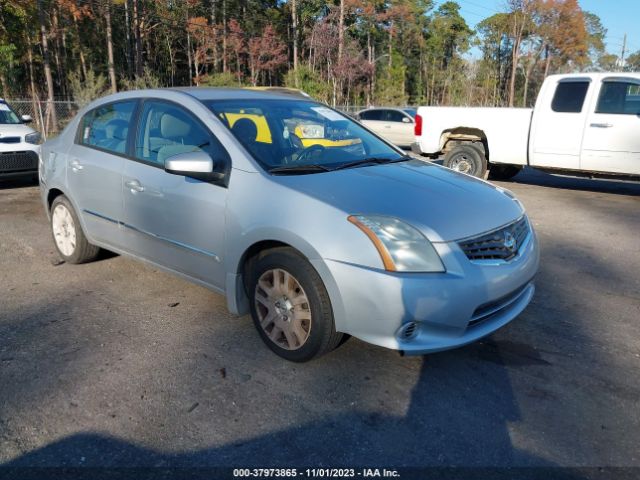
<box><xmin>551</xmin><ymin>81</ymin><xmax>590</xmax><ymax>113</ymax></box>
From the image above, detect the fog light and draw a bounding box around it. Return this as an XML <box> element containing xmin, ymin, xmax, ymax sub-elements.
<box><xmin>398</xmin><ymin>322</ymin><xmax>419</xmax><ymax>341</ymax></box>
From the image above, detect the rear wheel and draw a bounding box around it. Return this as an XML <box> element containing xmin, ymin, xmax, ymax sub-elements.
<box><xmin>248</xmin><ymin>247</ymin><xmax>343</xmax><ymax>362</ymax></box>
<box><xmin>50</xmin><ymin>195</ymin><xmax>100</xmax><ymax>264</ymax></box>
<box><xmin>443</xmin><ymin>143</ymin><xmax>487</xmax><ymax>178</ymax></box>
<box><xmin>489</xmin><ymin>164</ymin><xmax>522</xmax><ymax>181</ymax></box>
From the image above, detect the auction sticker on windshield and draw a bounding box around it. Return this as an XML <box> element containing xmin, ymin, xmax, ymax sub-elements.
<box><xmin>311</xmin><ymin>106</ymin><xmax>345</xmax><ymax>122</ymax></box>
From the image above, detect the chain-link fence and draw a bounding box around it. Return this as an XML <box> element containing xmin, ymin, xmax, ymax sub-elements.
<box><xmin>5</xmin><ymin>99</ymin><xmax>80</xmax><ymax>140</ymax></box>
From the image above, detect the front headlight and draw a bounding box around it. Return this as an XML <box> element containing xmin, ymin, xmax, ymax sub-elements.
<box><xmin>348</xmin><ymin>215</ymin><xmax>445</xmax><ymax>273</ymax></box>
<box><xmin>25</xmin><ymin>132</ymin><xmax>42</xmax><ymax>145</ymax></box>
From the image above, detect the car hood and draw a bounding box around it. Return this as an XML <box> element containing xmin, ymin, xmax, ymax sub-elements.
<box><xmin>0</xmin><ymin>123</ymin><xmax>35</xmax><ymax>138</ymax></box>
<box><xmin>275</xmin><ymin>160</ymin><xmax>524</xmax><ymax>242</ymax></box>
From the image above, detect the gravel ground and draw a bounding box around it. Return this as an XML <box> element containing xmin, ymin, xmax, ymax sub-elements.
<box><xmin>0</xmin><ymin>168</ymin><xmax>639</xmax><ymax>472</ymax></box>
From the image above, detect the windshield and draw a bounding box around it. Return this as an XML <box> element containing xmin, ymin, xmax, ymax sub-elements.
<box><xmin>206</xmin><ymin>99</ymin><xmax>404</xmax><ymax>173</ymax></box>
<box><xmin>403</xmin><ymin>108</ymin><xmax>417</xmax><ymax>118</ymax></box>
<box><xmin>0</xmin><ymin>101</ymin><xmax>23</xmax><ymax>125</ymax></box>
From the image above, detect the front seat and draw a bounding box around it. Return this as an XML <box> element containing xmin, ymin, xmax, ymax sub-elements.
<box><xmin>231</xmin><ymin>118</ymin><xmax>273</xmax><ymax>165</ymax></box>
<box><xmin>156</xmin><ymin>112</ymin><xmax>201</xmax><ymax>165</ymax></box>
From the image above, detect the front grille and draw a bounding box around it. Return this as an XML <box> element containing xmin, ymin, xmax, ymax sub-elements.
<box><xmin>0</xmin><ymin>151</ymin><xmax>39</xmax><ymax>173</ymax></box>
<box><xmin>0</xmin><ymin>137</ymin><xmax>21</xmax><ymax>144</ymax></box>
<box><xmin>459</xmin><ymin>216</ymin><xmax>529</xmax><ymax>262</ymax></box>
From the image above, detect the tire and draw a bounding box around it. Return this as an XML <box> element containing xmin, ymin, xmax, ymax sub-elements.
<box><xmin>50</xmin><ymin>195</ymin><xmax>100</xmax><ymax>264</ymax></box>
<box><xmin>248</xmin><ymin>247</ymin><xmax>343</xmax><ymax>362</ymax></box>
<box><xmin>443</xmin><ymin>143</ymin><xmax>487</xmax><ymax>178</ymax></box>
<box><xmin>488</xmin><ymin>164</ymin><xmax>522</xmax><ymax>181</ymax></box>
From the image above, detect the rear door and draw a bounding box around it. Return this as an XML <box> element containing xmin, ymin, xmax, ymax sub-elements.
<box><xmin>383</xmin><ymin>109</ymin><xmax>414</xmax><ymax>146</ymax></box>
<box><xmin>529</xmin><ymin>79</ymin><xmax>591</xmax><ymax>170</ymax></box>
<box><xmin>580</xmin><ymin>77</ymin><xmax>640</xmax><ymax>175</ymax></box>
<box><xmin>122</xmin><ymin>99</ymin><xmax>229</xmax><ymax>288</ymax></box>
<box><xmin>66</xmin><ymin>100</ymin><xmax>137</xmax><ymax>248</ymax></box>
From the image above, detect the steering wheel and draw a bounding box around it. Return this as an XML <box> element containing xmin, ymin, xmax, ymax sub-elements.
<box><xmin>289</xmin><ymin>133</ymin><xmax>304</xmax><ymax>149</ymax></box>
<box><xmin>294</xmin><ymin>143</ymin><xmax>326</xmax><ymax>164</ymax></box>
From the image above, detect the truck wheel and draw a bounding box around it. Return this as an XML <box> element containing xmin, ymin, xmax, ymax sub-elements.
<box><xmin>50</xmin><ymin>195</ymin><xmax>100</xmax><ymax>264</ymax></box>
<box><xmin>443</xmin><ymin>144</ymin><xmax>487</xmax><ymax>178</ymax></box>
<box><xmin>248</xmin><ymin>247</ymin><xmax>343</xmax><ymax>362</ymax></box>
<box><xmin>489</xmin><ymin>165</ymin><xmax>522</xmax><ymax>181</ymax></box>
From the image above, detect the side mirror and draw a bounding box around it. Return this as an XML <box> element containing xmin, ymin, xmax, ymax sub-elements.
<box><xmin>21</xmin><ymin>115</ymin><xmax>33</xmax><ymax>123</ymax></box>
<box><xmin>164</xmin><ymin>150</ymin><xmax>223</xmax><ymax>181</ymax></box>
<box><xmin>402</xmin><ymin>117</ymin><xmax>412</xmax><ymax>124</ymax></box>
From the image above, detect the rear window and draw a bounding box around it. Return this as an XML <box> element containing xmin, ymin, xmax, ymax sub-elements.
<box><xmin>595</xmin><ymin>81</ymin><xmax>640</xmax><ymax>115</ymax></box>
<box><xmin>551</xmin><ymin>82</ymin><xmax>589</xmax><ymax>113</ymax></box>
<box><xmin>79</xmin><ymin>101</ymin><xmax>136</xmax><ymax>155</ymax></box>
<box><xmin>359</xmin><ymin>110</ymin><xmax>383</xmax><ymax>121</ymax></box>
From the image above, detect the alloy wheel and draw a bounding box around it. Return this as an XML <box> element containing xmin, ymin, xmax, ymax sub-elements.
<box><xmin>51</xmin><ymin>204</ymin><xmax>77</xmax><ymax>257</ymax></box>
<box><xmin>254</xmin><ymin>268</ymin><xmax>312</xmax><ymax>350</ymax></box>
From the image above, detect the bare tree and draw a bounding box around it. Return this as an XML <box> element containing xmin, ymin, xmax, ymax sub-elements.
<box><xmin>36</xmin><ymin>0</ymin><xmax>57</xmax><ymax>130</ymax></box>
<box><xmin>104</xmin><ymin>0</ymin><xmax>117</xmax><ymax>93</ymax></box>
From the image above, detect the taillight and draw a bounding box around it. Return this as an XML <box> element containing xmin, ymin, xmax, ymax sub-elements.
<box><xmin>414</xmin><ymin>114</ymin><xmax>422</xmax><ymax>136</ymax></box>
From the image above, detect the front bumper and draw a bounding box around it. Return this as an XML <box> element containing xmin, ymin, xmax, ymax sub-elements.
<box><xmin>317</xmin><ymin>227</ymin><xmax>539</xmax><ymax>355</ymax></box>
<box><xmin>0</xmin><ymin>143</ymin><xmax>41</xmax><ymax>178</ymax></box>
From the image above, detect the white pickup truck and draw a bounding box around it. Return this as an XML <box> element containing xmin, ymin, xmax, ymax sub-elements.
<box><xmin>412</xmin><ymin>72</ymin><xmax>640</xmax><ymax>180</ymax></box>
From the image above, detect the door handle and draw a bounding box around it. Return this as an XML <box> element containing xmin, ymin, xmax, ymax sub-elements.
<box><xmin>70</xmin><ymin>160</ymin><xmax>83</xmax><ymax>172</ymax></box>
<box><xmin>125</xmin><ymin>180</ymin><xmax>145</xmax><ymax>193</ymax></box>
<box><xmin>590</xmin><ymin>123</ymin><xmax>613</xmax><ymax>128</ymax></box>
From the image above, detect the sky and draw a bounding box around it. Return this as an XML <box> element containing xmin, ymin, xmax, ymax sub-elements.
<box><xmin>440</xmin><ymin>0</ymin><xmax>640</xmax><ymax>60</ymax></box>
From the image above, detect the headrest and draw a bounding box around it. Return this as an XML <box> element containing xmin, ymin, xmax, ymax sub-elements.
<box><xmin>105</xmin><ymin>119</ymin><xmax>128</xmax><ymax>140</ymax></box>
<box><xmin>161</xmin><ymin>112</ymin><xmax>191</xmax><ymax>138</ymax></box>
<box><xmin>231</xmin><ymin>118</ymin><xmax>258</xmax><ymax>142</ymax></box>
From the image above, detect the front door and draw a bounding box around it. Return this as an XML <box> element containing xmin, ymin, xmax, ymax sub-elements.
<box><xmin>122</xmin><ymin>100</ymin><xmax>229</xmax><ymax>289</ymax></box>
<box><xmin>580</xmin><ymin>78</ymin><xmax>640</xmax><ymax>175</ymax></box>
<box><xmin>66</xmin><ymin>100</ymin><xmax>137</xmax><ymax>247</ymax></box>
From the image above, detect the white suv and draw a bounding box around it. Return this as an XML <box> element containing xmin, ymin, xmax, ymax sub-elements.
<box><xmin>0</xmin><ymin>99</ymin><xmax>42</xmax><ymax>179</ymax></box>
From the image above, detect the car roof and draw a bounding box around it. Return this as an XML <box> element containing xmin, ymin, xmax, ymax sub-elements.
<box><xmin>169</xmin><ymin>87</ymin><xmax>312</xmax><ymax>102</ymax></box>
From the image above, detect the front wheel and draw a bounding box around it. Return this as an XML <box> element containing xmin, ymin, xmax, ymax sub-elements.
<box><xmin>50</xmin><ymin>195</ymin><xmax>100</xmax><ymax>264</ymax></box>
<box><xmin>443</xmin><ymin>144</ymin><xmax>487</xmax><ymax>178</ymax></box>
<box><xmin>248</xmin><ymin>247</ymin><xmax>343</xmax><ymax>362</ymax></box>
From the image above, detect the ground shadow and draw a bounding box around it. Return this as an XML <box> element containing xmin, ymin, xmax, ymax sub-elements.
<box><xmin>0</xmin><ymin>176</ymin><xmax>39</xmax><ymax>190</ymax></box>
<box><xmin>508</xmin><ymin>168</ymin><xmax>640</xmax><ymax>196</ymax></box>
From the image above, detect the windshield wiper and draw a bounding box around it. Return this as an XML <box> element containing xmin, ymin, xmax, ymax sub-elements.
<box><xmin>332</xmin><ymin>155</ymin><xmax>411</xmax><ymax>171</ymax></box>
<box><xmin>269</xmin><ymin>164</ymin><xmax>332</xmax><ymax>175</ymax></box>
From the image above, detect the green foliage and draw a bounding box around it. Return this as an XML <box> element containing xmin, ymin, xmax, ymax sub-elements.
<box><xmin>121</xmin><ymin>67</ymin><xmax>162</xmax><ymax>91</ymax></box>
<box><xmin>201</xmin><ymin>72</ymin><xmax>242</xmax><ymax>87</ymax></box>
<box><xmin>375</xmin><ymin>52</ymin><xmax>408</xmax><ymax>106</ymax></box>
<box><xmin>0</xmin><ymin>43</ymin><xmax>16</xmax><ymax>69</ymax></box>
<box><xmin>68</xmin><ymin>70</ymin><xmax>107</xmax><ymax>106</ymax></box>
<box><xmin>284</xmin><ymin>66</ymin><xmax>332</xmax><ymax>104</ymax></box>
<box><xmin>625</xmin><ymin>51</ymin><xmax>640</xmax><ymax>72</ymax></box>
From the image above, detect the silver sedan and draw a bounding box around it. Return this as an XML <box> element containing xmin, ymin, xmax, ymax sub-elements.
<box><xmin>39</xmin><ymin>88</ymin><xmax>539</xmax><ymax>362</ymax></box>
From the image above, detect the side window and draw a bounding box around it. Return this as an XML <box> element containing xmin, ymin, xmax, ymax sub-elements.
<box><xmin>79</xmin><ymin>101</ymin><xmax>136</xmax><ymax>154</ymax></box>
<box><xmin>134</xmin><ymin>101</ymin><xmax>226</xmax><ymax>166</ymax></box>
<box><xmin>359</xmin><ymin>110</ymin><xmax>382</xmax><ymax>121</ymax></box>
<box><xmin>385</xmin><ymin>110</ymin><xmax>407</xmax><ymax>122</ymax></box>
<box><xmin>596</xmin><ymin>81</ymin><xmax>640</xmax><ymax>115</ymax></box>
<box><xmin>551</xmin><ymin>81</ymin><xmax>589</xmax><ymax>113</ymax></box>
